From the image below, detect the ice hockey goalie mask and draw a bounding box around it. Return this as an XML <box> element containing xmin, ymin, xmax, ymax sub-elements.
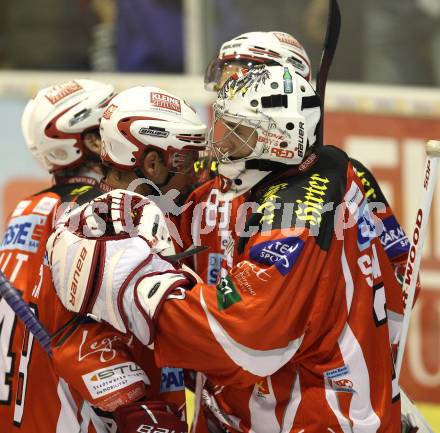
<box><xmin>210</xmin><ymin>64</ymin><xmax>321</xmax><ymax>167</ymax></box>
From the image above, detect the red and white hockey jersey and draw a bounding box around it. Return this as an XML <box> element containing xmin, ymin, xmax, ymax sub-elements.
<box><xmin>152</xmin><ymin>145</ymin><xmax>403</xmax><ymax>432</ymax></box>
<box><xmin>0</xmin><ymin>182</ymin><xmax>185</xmax><ymax>433</ymax></box>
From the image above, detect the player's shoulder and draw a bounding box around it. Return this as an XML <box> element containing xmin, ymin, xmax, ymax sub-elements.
<box><xmin>251</xmin><ymin>146</ymin><xmax>351</xmax><ymax>250</ymax></box>
<box><xmin>349</xmin><ymin>157</ymin><xmax>387</xmax><ymax>204</ymax></box>
<box><xmin>257</xmin><ymin>145</ymin><xmax>350</xmax><ymax>209</ymax></box>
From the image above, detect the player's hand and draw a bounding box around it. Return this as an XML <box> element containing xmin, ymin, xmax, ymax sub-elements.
<box><xmin>114</xmin><ymin>401</ymin><xmax>187</xmax><ymax>433</ymax></box>
<box><xmin>47</xmin><ymin>189</ymin><xmax>197</xmax><ymax>343</ymax></box>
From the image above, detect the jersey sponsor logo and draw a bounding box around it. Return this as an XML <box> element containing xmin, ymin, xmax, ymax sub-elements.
<box><xmin>82</xmin><ymin>362</ymin><xmax>149</xmax><ymax>399</ymax></box>
<box><xmin>295</xmin><ymin>173</ymin><xmax>330</xmax><ymax>226</ymax></box>
<box><xmin>344</xmin><ymin>182</ymin><xmax>381</xmax><ymax>250</ymax></box>
<box><xmin>329</xmin><ymin>378</ymin><xmax>355</xmax><ymax>393</ymax></box>
<box><xmin>32</xmin><ymin>196</ymin><xmax>58</xmax><ymax>215</ymax></box>
<box><xmin>78</xmin><ymin>330</ymin><xmax>124</xmax><ymax>363</ymax></box>
<box><xmin>160</xmin><ymin>367</ymin><xmax>185</xmax><ymax>393</ymax></box>
<box><xmin>323</xmin><ymin>364</ymin><xmax>351</xmax><ymax>379</ymax></box>
<box><xmin>258</xmin><ymin>182</ymin><xmax>288</xmax><ymax>225</ymax></box>
<box><xmin>255</xmin><ymin>378</ymin><xmax>270</xmax><ymax>396</ymax></box>
<box><xmin>11</xmin><ymin>200</ymin><xmax>31</xmax><ymax>217</ymax></box>
<box><xmin>230</xmin><ymin>261</ymin><xmax>271</xmax><ymax>296</ymax></box>
<box><xmin>380</xmin><ymin>215</ymin><xmax>410</xmax><ymax>259</ymax></box>
<box><xmin>250</xmin><ymin>236</ymin><xmax>304</xmax><ymax>276</ymax></box>
<box><xmin>216</xmin><ymin>275</ymin><xmax>242</xmax><ymax>311</ymax></box>
<box><xmin>0</xmin><ymin>214</ymin><xmax>47</xmax><ymax>253</ymax></box>
<box><xmin>150</xmin><ymin>92</ymin><xmax>181</xmax><ymax>113</ymax></box>
<box><xmin>207</xmin><ymin>253</ymin><xmax>222</xmax><ymax>284</ymax></box>
<box><xmin>138</xmin><ymin>127</ymin><xmax>170</xmax><ymax>138</ymax></box>
<box><xmin>44</xmin><ymin>80</ymin><xmax>83</xmax><ymax>104</ymax></box>
<box><xmin>357</xmin><ymin>201</ymin><xmax>379</xmax><ymax>251</ymax></box>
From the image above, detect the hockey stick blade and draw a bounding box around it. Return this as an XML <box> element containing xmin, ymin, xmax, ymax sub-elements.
<box><xmin>0</xmin><ymin>270</ymin><xmax>52</xmax><ymax>356</ymax></box>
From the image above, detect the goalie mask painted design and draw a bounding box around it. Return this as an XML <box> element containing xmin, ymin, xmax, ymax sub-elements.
<box><xmin>210</xmin><ymin>64</ymin><xmax>321</xmax><ymax>167</ymax></box>
<box><xmin>205</xmin><ymin>31</ymin><xmax>312</xmax><ymax>91</ymax></box>
<box><xmin>21</xmin><ymin>79</ymin><xmax>115</xmax><ymax>173</ymax></box>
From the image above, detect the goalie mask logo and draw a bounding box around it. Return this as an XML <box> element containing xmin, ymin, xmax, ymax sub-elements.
<box><xmin>218</xmin><ymin>64</ymin><xmax>271</xmax><ymax>100</ymax></box>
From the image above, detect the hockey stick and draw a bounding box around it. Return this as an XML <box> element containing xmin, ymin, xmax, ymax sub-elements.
<box><xmin>0</xmin><ymin>270</ymin><xmax>52</xmax><ymax>356</ymax></box>
<box><xmin>315</xmin><ymin>0</ymin><xmax>341</xmax><ymax>146</ymax></box>
<box><xmin>395</xmin><ymin>140</ymin><xmax>440</xmax><ymax>381</ymax></box>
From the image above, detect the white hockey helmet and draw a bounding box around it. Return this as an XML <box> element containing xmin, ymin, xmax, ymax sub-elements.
<box><xmin>205</xmin><ymin>31</ymin><xmax>312</xmax><ymax>91</ymax></box>
<box><xmin>21</xmin><ymin>79</ymin><xmax>115</xmax><ymax>173</ymax></box>
<box><xmin>100</xmin><ymin>86</ymin><xmax>207</xmax><ymax>176</ymax></box>
<box><xmin>210</xmin><ymin>64</ymin><xmax>321</xmax><ymax>167</ymax></box>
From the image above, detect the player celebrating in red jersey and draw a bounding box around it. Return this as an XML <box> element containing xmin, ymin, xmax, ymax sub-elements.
<box><xmin>49</xmin><ymin>64</ymin><xmax>404</xmax><ymax>432</ymax></box>
<box><xmin>0</xmin><ymin>79</ymin><xmax>186</xmax><ymax>433</ymax></box>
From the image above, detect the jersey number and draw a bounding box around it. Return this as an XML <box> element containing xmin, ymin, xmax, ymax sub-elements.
<box><xmin>0</xmin><ymin>297</ymin><xmax>36</xmax><ymax>426</ymax></box>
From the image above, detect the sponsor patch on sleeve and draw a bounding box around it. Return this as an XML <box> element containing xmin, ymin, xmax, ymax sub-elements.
<box><xmin>249</xmin><ymin>236</ymin><xmax>304</xmax><ymax>275</ymax></box>
<box><xmin>324</xmin><ymin>365</ymin><xmax>355</xmax><ymax>394</ymax></box>
<box><xmin>216</xmin><ymin>275</ymin><xmax>242</xmax><ymax>310</ymax></box>
<box><xmin>207</xmin><ymin>253</ymin><xmax>223</xmax><ymax>284</ymax></box>
<box><xmin>160</xmin><ymin>367</ymin><xmax>185</xmax><ymax>393</ymax></box>
<box><xmin>82</xmin><ymin>362</ymin><xmax>149</xmax><ymax>400</ymax></box>
<box><xmin>379</xmin><ymin>215</ymin><xmax>410</xmax><ymax>259</ymax></box>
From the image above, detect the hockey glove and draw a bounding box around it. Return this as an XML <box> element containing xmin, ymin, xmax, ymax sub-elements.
<box><xmin>48</xmin><ymin>189</ymin><xmax>197</xmax><ymax>344</ymax></box>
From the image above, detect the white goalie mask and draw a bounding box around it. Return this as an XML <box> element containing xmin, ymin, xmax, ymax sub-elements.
<box><xmin>22</xmin><ymin>79</ymin><xmax>115</xmax><ymax>173</ymax></box>
<box><xmin>210</xmin><ymin>64</ymin><xmax>321</xmax><ymax>167</ymax></box>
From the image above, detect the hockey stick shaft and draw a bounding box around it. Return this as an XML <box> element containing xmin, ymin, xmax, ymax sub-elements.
<box><xmin>0</xmin><ymin>270</ymin><xmax>52</xmax><ymax>356</ymax></box>
<box><xmin>395</xmin><ymin>140</ymin><xmax>440</xmax><ymax>380</ymax></box>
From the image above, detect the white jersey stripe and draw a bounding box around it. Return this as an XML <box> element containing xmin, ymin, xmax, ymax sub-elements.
<box><xmin>341</xmin><ymin>245</ymin><xmax>354</xmax><ymax>314</ymax></box>
<box><xmin>324</xmin><ymin>382</ymin><xmax>354</xmax><ymax>433</ymax></box>
<box><xmin>249</xmin><ymin>376</ymin><xmax>280</xmax><ymax>433</ymax></box>
<box><xmin>56</xmin><ymin>378</ymin><xmax>81</xmax><ymax>433</ymax></box>
<box><xmin>200</xmin><ymin>288</ymin><xmax>304</xmax><ymax>377</ymax></box>
<box><xmin>338</xmin><ymin>324</ymin><xmax>381</xmax><ymax>433</ymax></box>
<box><xmin>280</xmin><ymin>373</ymin><xmax>301</xmax><ymax>433</ymax></box>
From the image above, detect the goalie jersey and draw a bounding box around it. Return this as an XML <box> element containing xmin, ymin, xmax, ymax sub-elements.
<box><xmin>154</xmin><ymin>145</ymin><xmax>404</xmax><ymax>432</ymax></box>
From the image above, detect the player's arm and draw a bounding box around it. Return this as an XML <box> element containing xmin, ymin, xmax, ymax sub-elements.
<box><xmin>350</xmin><ymin>158</ymin><xmax>410</xmax><ymax>263</ymax></box>
<box><xmin>48</xmin><ymin>190</ymin><xmax>333</xmax><ymax>388</ymax></box>
<box><xmin>51</xmin><ymin>319</ymin><xmax>148</xmax><ymax>412</ymax></box>
<box><xmin>350</xmin><ymin>158</ymin><xmax>421</xmax><ymax>303</ymax></box>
